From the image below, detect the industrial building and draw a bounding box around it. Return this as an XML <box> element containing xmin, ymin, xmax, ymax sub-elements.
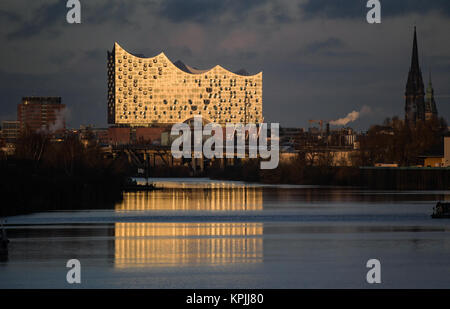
<box><xmin>107</xmin><ymin>43</ymin><xmax>263</xmax><ymax>126</ymax></box>
<box><xmin>1</xmin><ymin>121</ymin><xmax>20</xmax><ymax>142</ymax></box>
<box><xmin>420</xmin><ymin>136</ymin><xmax>450</xmax><ymax>167</ymax></box>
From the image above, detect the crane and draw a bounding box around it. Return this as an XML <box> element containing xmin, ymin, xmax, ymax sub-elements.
<box><xmin>308</xmin><ymin>119</ymin><xmax>331</xmax><ymax>136</ymax></box>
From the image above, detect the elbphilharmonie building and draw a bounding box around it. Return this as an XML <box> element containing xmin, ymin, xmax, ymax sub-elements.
<box><xmin>107</xmin><ymin>43</ymin><xmax>263</xmax><ymax>126</ymax></box>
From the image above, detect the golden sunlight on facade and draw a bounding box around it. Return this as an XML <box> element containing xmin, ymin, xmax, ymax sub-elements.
<box><xmin>108</xmin><ymin>42</ymin><xmax>263</xmax><ymax>125</ymax></box>
<box><xmin>114</xmin><ymin>223</ymin><xmax>263</xmax><ymax>268</ymax></box>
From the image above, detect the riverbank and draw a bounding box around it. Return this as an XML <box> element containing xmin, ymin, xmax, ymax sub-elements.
<box><xmin>207</xmin><ymin>159</ymin><xmax>450</xmax><ymax>190</ymax></box>
<box><xmin>0</xmin><ymin>133</ymin><xmax>132</xmax><ymax>217</ymax></box>
<box><xmin>129</xmin><ymin>157</ymin><xmax>450</xmax><ymax>190</ymax></box>
<box><xmin>0</xmin><ymin>159</ymin><xmax>127</xmax><ymax>217</ymax></box>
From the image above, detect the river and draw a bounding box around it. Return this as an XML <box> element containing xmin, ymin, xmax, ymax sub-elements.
<box><xmin>1</xmin><ymin>178</ymin><xmax>449</xmax><ymax>288</ymax></box>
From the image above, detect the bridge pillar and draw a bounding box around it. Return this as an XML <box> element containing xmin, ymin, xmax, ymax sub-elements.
<box><xmin>126</xmin><ymin>151</ymin><xmax>132</xmax><ymax>164</ymax></box>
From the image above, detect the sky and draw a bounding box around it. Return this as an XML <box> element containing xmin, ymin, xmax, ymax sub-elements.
<box><xmin>0</xmin><ymin>0</ymin><xmax>449</xmax><ymax>130</ymax></box>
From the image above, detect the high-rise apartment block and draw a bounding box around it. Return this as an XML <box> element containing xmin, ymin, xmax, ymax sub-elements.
<box><xmin>18</xmin><ymin>97</ymin><xmax>66</xmax><ymax>133</ymax></box>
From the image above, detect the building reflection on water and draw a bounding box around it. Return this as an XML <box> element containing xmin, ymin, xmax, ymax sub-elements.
<box><xmin>115</xmin><ymin>185</ymin><xmax>263</xmax><ymax>211</ymax></box>
<box><xmin>114</xmin><ymin>185</ymin><xmax>264</xmax><ymax>268</ymax></box>
<box><xmin>114</xmin><ymin>222</ymin><xmax>263</xmax><ymax>268</ymax></box>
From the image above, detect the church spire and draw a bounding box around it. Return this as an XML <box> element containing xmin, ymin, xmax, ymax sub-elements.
<box><xmin>410</xmin><ymin>26</ymin><xmax>420</xmax><ymax>72</ymax></box>
<box><xmin>425</xmin><ymin>70</ymin><xmax>438</xmax><ymax>120</ymax></box>
<box><xmin>427</xmin><ymin>70</ymin><xmax>434</xmax><ymax>97</ymax></box>
<box><xmin>405</xmin><ymin>26</ymin><xmax>425</xmax><ymax>123</ymax></box>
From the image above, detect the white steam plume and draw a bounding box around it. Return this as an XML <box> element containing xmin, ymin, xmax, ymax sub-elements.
<box><xmin>330</xmin><ymin>105</ymin><xmax>372</xmax><ymax>126</ymax></box>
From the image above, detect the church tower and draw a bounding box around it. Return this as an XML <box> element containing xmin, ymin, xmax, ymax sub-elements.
<box><xmin>405</xmin><ymin>27</ymin><xmax>425</xmax><ymax>124</ymax></box>
<box><xmin>425</xmin><ymin>72</ymin><xmax>438</xmax><ymax>120</ymax></box>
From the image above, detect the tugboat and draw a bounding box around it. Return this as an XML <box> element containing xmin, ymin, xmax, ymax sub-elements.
<box><xmin>0</xmin><ymin>220</ymin><xmax>9</xmax><ymax>260</ymax></box>
<box><xmin>432</xmin><ymin>202</ymin><xmax>450</xmax><ymax>219</ymax></box>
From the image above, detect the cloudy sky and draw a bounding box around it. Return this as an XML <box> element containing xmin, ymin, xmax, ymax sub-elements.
<box><xmin>0</xmin><ymin>0</ymin><xmax>449</xmax><ymax>130</ymax></box>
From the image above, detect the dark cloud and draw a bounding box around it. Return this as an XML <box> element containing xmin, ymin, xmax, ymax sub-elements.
<box><xmin>0</xmin><ymin>0</ymin><xmax>449</xmax><ymax>129</ymax></box>
<box><xmin>48</xmin><ymin>50</ymin><xmax>76</xmax><ymax>67</ymax></box>
<box><xmin>159</xmin><ymin>0</ymin><xmax>268</xmax><ymax>23</ymax></box>
<box><xmin>298</xmin><ymin>38</ymin><xmax>366</xmax><ymax>59</ymax></box>
<box><xmin>301</xmin><ymin>0</ymin><xmax>450</xmax><ymax>19</ymax></box>
<box><xmin>251</xmin><ymin>4</ymin><xmax>294</xmax><ymax>25</ymax></box>
<box><xmin>7</xmin><ymin>1</ymin><xmax>65</xmax><ymax>40</ymax></box>
<box><xmin>84</xmin><ymin>1</ymin><xmax>138</xmax><ymax>26</ymax></box>
<box><xmin>0</xmin><ymin>9</ymin><xmax>21</xmax><ymax>23</ymax></box>
<box><xmin>0</xmin><ymin>66</ymin><xmax>107</xmax><ymax>127</ymax></box>
<box><xmin>304</xmin><ymin>37</ymin><xmax>345</xmax><ymax>54</ymax></box>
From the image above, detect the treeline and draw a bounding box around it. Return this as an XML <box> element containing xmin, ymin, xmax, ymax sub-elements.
<box><xmin>208</xmin><ymin>156</ymin><xmax>361</xmax><ymax>186</ymax></box>
<box><xmin>354</xmin><ymin>116</ymin><xmax>447</xmax><ymax>166</ymax></box>
<box><xmin>0</xmin><ymin>132</ymin><xmax>129</xmax><ymax>217</ymax></box>
<box><xmin>208</xmin><ymin>157</ymin><xmax>450</xmax><ymax>190</ymax></box>
<box><xmin>207</xmin><ymin>116</ymin><xmax>449</xmax><ymax>189</ymax></box>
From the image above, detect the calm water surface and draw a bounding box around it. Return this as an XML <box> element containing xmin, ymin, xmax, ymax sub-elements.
<box><xmin>1</xmin><ymin>178</ymin><xmax>450</xmax><ymax>288</ymax></box>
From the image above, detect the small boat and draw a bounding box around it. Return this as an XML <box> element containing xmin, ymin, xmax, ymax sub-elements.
<box><xmin>123</xmin><ymin>180</ymin><xmax>162</xmax><ymax>192</ymax></box>
<box><xmin>431</xmin><ymin>202</ymin><xmax>450</xmax><ymax>219</ymax></box>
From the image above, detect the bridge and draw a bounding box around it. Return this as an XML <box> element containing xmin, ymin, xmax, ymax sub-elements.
<box><xmin>109</xmin><ymin>144</ymin><xmax>248</xmax><ymax>175</ymax></box>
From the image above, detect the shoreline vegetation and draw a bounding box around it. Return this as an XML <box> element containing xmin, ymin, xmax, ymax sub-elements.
<box><xmin>1</xmin><ymin>116</ymin><xmax>449</xmax><ymax>217</ymax></box>
<box><xmin>146</xmin><ymin>117</ymin><xmax>450</xmax><ymax>190</ymax></box>
<box><xmin>137</xmin><ymin>157</ymin><xmax>361</xmax><ymax>186</ymax></box>
<box><xmin>143</xmin><ymin>158</ymin><xmax>450</xmax><ymax>191</ymax></box>
<box><xmin>225</xmin><ymin>163</ymin><xmax>450</xmax><ymax>190</ymax></box>
<box><xmin>0</xmin><ymin>133</ymin><xmax>128</xmax><ymax>217</ymax></box>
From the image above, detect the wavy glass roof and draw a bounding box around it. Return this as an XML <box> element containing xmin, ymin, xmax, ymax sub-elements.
<box><xmin>115</xmin><ymin>42</ymin><xmax>257</xmax><ymax>77</ymax></box>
